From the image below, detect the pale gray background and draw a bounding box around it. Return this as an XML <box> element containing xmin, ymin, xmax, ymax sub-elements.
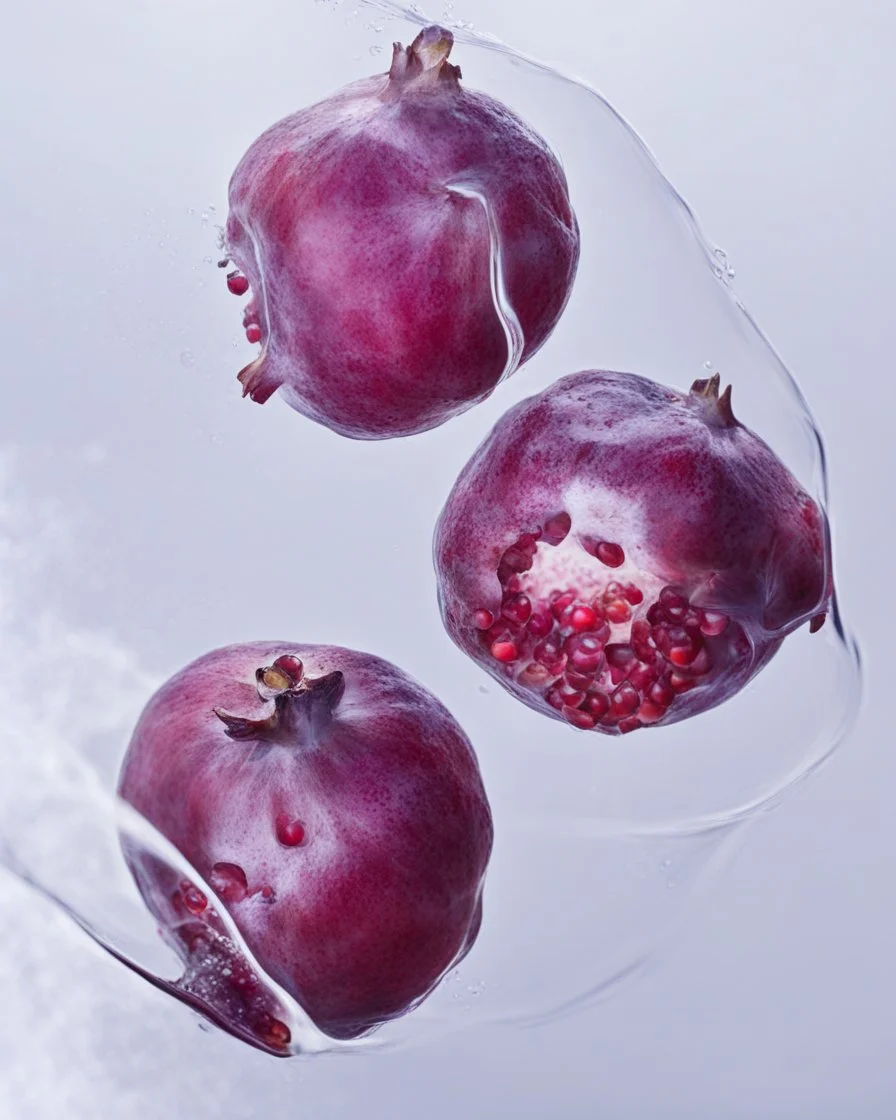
<box><xmin>1</xmin><ymin>0</ymin><xmax>893</xmax><ymax>1116</ymax></box>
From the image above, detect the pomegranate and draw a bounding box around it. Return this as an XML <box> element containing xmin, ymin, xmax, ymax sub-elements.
<box><xmin>118</xmin><ymin>643</ymin><xmax>493</xmax><ymax>1045</ymax></box>
<box><xmin>434</xmin><ymin>370</ymin><xmax>832</xmax><ymax>734</ymax></box>
<box><xmin>223</xmin><ymin>25</ymin><xmax>579</xmax><ymax>439</ymax></box>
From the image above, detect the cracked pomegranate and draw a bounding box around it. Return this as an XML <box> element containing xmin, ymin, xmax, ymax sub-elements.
<box><xmin>435</xmin><ymin>370</ymin><xmax>832</xmax><ymax>735</ymax></box>
<box><xmin>118</xmin><ymin>643</ymin><xmax>493</xmax><ymax>1043</ymax></box>
<box><xmin>223</xmin><ymin>25</ymin><xmax>579</xmax><ymax>439</ymax></box>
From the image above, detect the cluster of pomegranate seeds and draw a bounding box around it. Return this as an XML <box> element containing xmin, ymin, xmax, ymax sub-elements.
<box><xmin>474</xmin><ymin>514</ymin><xmax>744</xmax><ymax>733</ymax></box>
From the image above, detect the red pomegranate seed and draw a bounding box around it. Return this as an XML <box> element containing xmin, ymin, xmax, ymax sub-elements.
<box><xmin>245</xmin><ymin>324</ymin><xmax>262</xmax><ymax>344</ymax></box>
<box><xmin>275</xmin><ymin>815</ymin><xmax>306</xmax><ymax>847</ymax></box>
<box><xmin>550</xmin><ymin>591</ymin><xmax>577</xmax><ymax>619</ymax></box>
<box><xmin>518</xmin><ymin>661</ymin><xmax>551</xmax><ymax>685</ymax></box>
<box><xmin>568</xmin><ymin>605</ymin><xmax>599</xmax><ymax>632</ymax></box>
<box><xmin>490</xmin><ymin>640</ymin><xmax>519</xmax><ymax>662</ymax></box>
<box><xmin>636</xmin><ymin>700</ymin><xmax>666</xmax><ymax>723</ymax></box>
<box><xmin>180</xmin><ymin>883</ymin><xmax>207</xmax><ymax>915</ymax></box>
<box><xmin>649</xmin><ymin>680</ymin><xmax>676</xmax><ymax>707</ymax></box>
<box><xmin>595</xmin><ymin>541</ymin><xmax>625</xmax><ymax>568</ymax></box>
<box><xmin>527</xmin><ymin>610</ymin><xmax>553</xmax><ymax>638</ymax></box>
<box><xmin>605</xmin><ymin>599</ymin><xmax>631</xmax><ymax>624</ymax></box>
<box><xmin>624</xmin><ymin>584</ymin><xmax>644</xmax><ymax>605</ymax></box>
<box><xmin>473</xmin><ymin>608</ymin><xmax>495</xmax><ymax>630</ymax></box>
<box><xmin>562</xmin><ymin>705</ymin><xmax>597</xmax><ymax>729</ymax></box>
<box><xmin>610</xmin><ymin>682</ymin><xmax>640</xmax><ymax>718</ymax></box>
<box><xmin>698</xmin><ymin>609</ymin><xmax>729</xmax><ymax>637</ymax></box>
<box><xmin>542</xmin><ymin>511</ymin><xmax>572</xmax><ymax>545</ymax></box>
<box><xmin>585</xmin><ymin>690</ymin><xmax>611</xmax><ymax>717</ymax></box>
<box><xmin>502</xmin><ymin>593</ymin><xmax>532</xmax><ymax>625</ymax></box>
<box><xmin>226</xmin><ymin>271</ymin><xmax>250</xmax><ymax>296</ymax></box>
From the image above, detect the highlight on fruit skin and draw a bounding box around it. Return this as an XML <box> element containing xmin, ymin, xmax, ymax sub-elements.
<box><xmin>434</xmin><ymin>369</ymin><xmax>833</xmax><ymax>735</ymax></box>
<box><xmin>222</xmin><ymin>24</ymin><xmax>580</xmax><ymax>439</ymax></box>
<box><xmin>117</xmin><ymin>643</ymin><xmax>493</xmax><ymax>1049</ymax></box>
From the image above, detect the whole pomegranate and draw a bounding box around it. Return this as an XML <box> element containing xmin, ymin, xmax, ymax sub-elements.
<box><xmin>118</xmin><ymin>643</ymin><xmax>493</xmax><ymax>1044</ymax></box>
<box><xmin>434</xmin><ymin>371</ymin><xmax>831</xmax><ymax>734</ymax></box>
<box><xmin>223</xmin><ymin>25</ymin><xmax>579</xmax><ymax>439</ymax></box>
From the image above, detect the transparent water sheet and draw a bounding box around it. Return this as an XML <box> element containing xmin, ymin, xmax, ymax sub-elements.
<box><xmin>0</xmin><ymin>0</ymin><xmax>860</xmax><ymax>1057</ymax></box>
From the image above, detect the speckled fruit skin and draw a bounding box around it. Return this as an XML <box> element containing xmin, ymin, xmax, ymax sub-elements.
<box><xmin>225</xmin><ymin>25</ymin><xmax>579</xmax><ymax>439</ymax></box>
<box><xmin>434</xmin><ymin>370</ymin><xmax>832</xmax><ymax>735</ymax></box>
<box><xmin>118</xmin><ymin>643</ymin><xmax>493</xmax><ymax>1041</ymax></box>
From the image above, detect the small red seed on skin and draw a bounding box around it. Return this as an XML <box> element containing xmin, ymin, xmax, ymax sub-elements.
<box><xmin>624</xmin><ymin>584</ymin><xmax>644</xmax><ymax>606</ymax></box>
<box><xmin>562</xmin><ymin>706</ymin><xmax>597</xmax><ymax>730</ymax></box>
<box><xmin>209</xmin><ymin>862</ymin><xmax>249</xmax><ymax>903</ymax></box>
<box><xmin>569</xmin><ymin>605</ymin><xmax>599</xmax><ymax>632</ymax></box>
<box><xmin>618</xmin><ymin>716</ymin><xmax>642</xmax><ymax>734</ymax></box>
<box><xmin>669</xmin><ymin>673</ymin><xmax>698</xmax><ymax>693</ymax></box>
<box><xmin>542</xmin><ymin>511</ymin><xmax>572</xmax><ymax>545</ymax></box>
<box><xmin>490</xmin><ymin>640</ymin><xmax>519</xmax><ymax>662</ymax></box>
<box><xmin>226</xmin><ymin>271</ymin><xmax>250</xmax><ymax>296</ymax></box>
<box><xmin>473</xmin><ymin>609</ymin><xmax>495</xmax><ymax>630</ymax></box>
<box><xmin>605</xmin><ymin>599</ymin><xmax>631</xmax><ymax>624</ymax></box>
<box><xmin>810</xmin><ymin>612</ymin><xmax>826</xmax><ymax>634</ymax></box>
<box><xmin>272</xmin><ymin>654</ymin><xmax>304</xmax><ymax>682</ymax></box>
<box><xmin>246</xmin><ymin>324</ymin><xmax>262</xmax><ymax>344</ymax></box>
<box><xmin>180</xmin><ymin>883</ymin><xmax>208</xmax><ymax>915</ymax></box>
<box><xmin>276</xmin><ymin>815</ymin><xmax>306</xmax><ymax>847</ymax></box>
<box><xmin>646</xmin><ymin>602</ymin><xmax>666</xmax><ymax>626</ymax></box>
<box><xmin>595</xmin><ymin>541</ymin><xmax>625</xmax><ymax>568</ymax></box>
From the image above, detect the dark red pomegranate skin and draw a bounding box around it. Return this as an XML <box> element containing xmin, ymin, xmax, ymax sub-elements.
<box><xmin>118</xmin><ymin>643</ymin><xmax>493</xmax><ymax>1042</ymax></box>
<box><xmin>434</xmin><ymin>370</ymin><xmax>832</xmax><ymax>734</ymax></box>
<box><xmin>224</xmin><ymin>25</ymin><xmax>579</xmax><ymax>439</ymax></box>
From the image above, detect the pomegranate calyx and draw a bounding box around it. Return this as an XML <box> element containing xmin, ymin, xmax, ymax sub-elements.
<box><xmin>389</xmin><ymin>26</ymin><xmax>461</xmax><ymax>88</ymax></box>
<box><xmin>237</xmin><ymin>357</ymin><xmax>280</xmax><ymax>405</ymax></box>
<box><xmin>689</xmin><ymin>372</ymin><xmax>736</xmax><ymax>428</ymax></box>
<box><xmin>215</xmin><ymin>669</ymin><xmax>345</xmax><ymax>744</ymax></box>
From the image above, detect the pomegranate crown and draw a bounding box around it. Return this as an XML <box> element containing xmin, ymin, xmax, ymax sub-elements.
<box><xmin>214</xmin><ymin>655</ymin><xmax>344</xmax><ymax>744</ymax></box>
<box><xmin>688</xmin><ymin>372</ymin><xmax>736</xmax><ymax>428</ymax></box>
<box><xmin>389</xmin><ymin>25</ymin><xmax>462</xmax><ymax>86</ymax></box>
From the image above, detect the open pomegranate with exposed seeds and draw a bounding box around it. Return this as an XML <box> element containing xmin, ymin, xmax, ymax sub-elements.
<box><xmin>118</xmin><ymin>643</ymin><xmax>493</xmax><ymax>1045</ymax></box>
<box><xmin>223</xmin><ymin>24</ymin><xmax>579</xmax><ymax>439</ymax></box>
<box><xmin>434</xmin><ymin>370</ymin><xmax>832</xmax><ymax>734</ymax></box>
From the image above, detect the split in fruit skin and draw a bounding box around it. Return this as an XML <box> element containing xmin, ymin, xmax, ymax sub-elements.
<box><xmin>435</xmin><ymin>369</ymin><xmax>832</xmax><ymax>735</ymax></box>
<box><xmin>223</xmin><ymin>25</ymin><xmax>580</xmax><ymax>439</ymax></box>
<box><xmin>118</xmin><ymin>642</ymin><xmax>493</xmax><ymax>1047</ymax></box>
